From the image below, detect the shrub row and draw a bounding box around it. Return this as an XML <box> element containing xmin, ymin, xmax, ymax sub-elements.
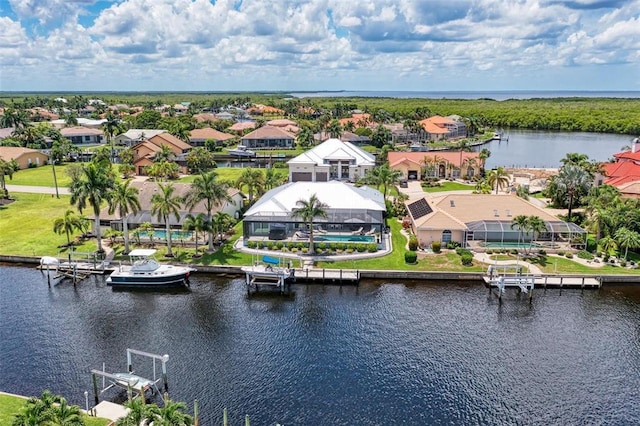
<box><xmin>246</xmin><ymin>240</ymin><xmax>378</xmax><ymax>253</ymax></box>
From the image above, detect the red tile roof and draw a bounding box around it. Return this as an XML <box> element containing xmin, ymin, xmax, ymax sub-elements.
<box><xmin>387</xmin><ymin>151</ymin><xmax>480</xmax><ymax>168</ymax></box>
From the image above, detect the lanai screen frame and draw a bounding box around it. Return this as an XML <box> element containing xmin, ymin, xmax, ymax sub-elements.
<box><xmin>465</xmin><ymin>220</ymin><xmax>586</xmax><ymax>248</ymax></box>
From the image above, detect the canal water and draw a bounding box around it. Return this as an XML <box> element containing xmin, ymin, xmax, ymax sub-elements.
<box><xmin>2</xmin><ymin>266</ymin><xmax>640</xmax><ymax>425</ymax></box>
<box><xmin>483</xmin><ymin>130</ymin><xmax>634</xmax><ymax>169</ymax></box>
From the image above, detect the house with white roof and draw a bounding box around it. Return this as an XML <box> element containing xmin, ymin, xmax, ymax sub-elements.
<box><xmin>114</xmin><ymin>129</ymin><xmax>167</xmax><ymax>147</ymax></box>
<box><xmin>242</xmin><ymin>181</ymin><xmax>386</xmax><ymax>242</ymax></box>
<box><xmin>287</xmin><ymin>138</ymin><xmax>376</xmax><ymax>182</ymax></box>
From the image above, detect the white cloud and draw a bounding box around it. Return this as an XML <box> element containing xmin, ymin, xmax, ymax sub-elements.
<box><xmin>0</xmin><ymin>0</ymin><xmax>639</xmax><ymax>90</ymax></box>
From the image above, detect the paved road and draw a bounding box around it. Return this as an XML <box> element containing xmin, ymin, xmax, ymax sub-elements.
<box><xmin>6</xmin><ymin>184</ymin><xmax>70</xmax><ymax>195</ymax></box>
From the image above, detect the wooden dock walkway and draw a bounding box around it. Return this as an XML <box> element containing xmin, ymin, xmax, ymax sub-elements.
<box><xmin>483</xmin><ymin>274</ymin><xmax>601</xmax><ymax>289</ymax></box>
<box><xmin>293</xmin><ymin>268</ymin><xmax>360</xmax><ymax>285</ymax></box>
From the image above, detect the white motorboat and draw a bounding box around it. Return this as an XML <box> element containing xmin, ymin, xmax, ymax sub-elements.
<box><xmin>228</xmin><ymin>145</ymin><xmax>256</xmax><ymax>157</ymax></box>
<box><xmin>106</xmin><ymin>249</ymin><xmax>194</xmax><ymax>289</ymax></box>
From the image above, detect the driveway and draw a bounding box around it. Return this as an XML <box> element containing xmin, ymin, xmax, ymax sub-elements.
<box><xmin>398</xmin><ymin>180</ymin><xmax>426</xmax><ymax>199</ymax></box>
<box><xmin>6</xmin><ymin>184</ymin><xmax>70</xmax><ymax>195</ymax></box>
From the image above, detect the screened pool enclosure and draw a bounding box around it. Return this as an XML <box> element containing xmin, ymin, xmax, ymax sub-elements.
<box><xmin>465</xmin><ymin>220</ymin><xmax>587</xmax><ymax>249</ymax></box>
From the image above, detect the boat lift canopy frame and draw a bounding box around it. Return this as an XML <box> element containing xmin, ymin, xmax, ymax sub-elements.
<box><xmin>90</xmin><ymin>348</ymin><xmax>169</xmax><ymax>406</ymax></box>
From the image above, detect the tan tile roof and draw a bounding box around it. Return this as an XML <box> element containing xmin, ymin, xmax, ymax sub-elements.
<box><xmin>407</xmin><ymin>193</ymin><xmax>561</xmax><ymax>231</ymax></box>
<box><xmin>229</xmin><ymin>122</ymin><xmax>256</xmax><ymax>132</ymax></box>
<box><xmin>433</xmin><ymin>193</ymin><xmax>559</xmax><ymax>223</ymax></box>
<box><xmin>388</xmin><ymin>151</ymin><xmax>480</xmax><ymax>168</ymax></box>
<box><xmin>241</xmin><ymin>125</ymin><xmax>294</xmax><ymax>140</ymax></box>
<box><xmin>193</xmin><ymin>113</ymin><xmax>219</xmax><ymax>123</ymax></box>
<box><xmin>266</xmin><ymin>119</ymin><xmax>297</xmax><ymax>127</ymax></box>
<box><xmin>149</xmin><ymin>133</ymin><xmax>192</xmax><ymax>151</ymax></box>
<box><xmin>60</xmin><ymin>126</ymin><xmax>104</xmax><ymax>136</ymax></box>
<box><xmin>0</xmin><ymin>146</ymin><xmax>47</xmax><ymax>161</ymax></box>
<box><xmin>189</xmin><ymin>128</ymin><xmax>235</xmax><ymax>141</ymax></box>
<box><xmin>99</xmin><ymin>181</ymin><xmax>240</xmax><ymax>220</ymax></box>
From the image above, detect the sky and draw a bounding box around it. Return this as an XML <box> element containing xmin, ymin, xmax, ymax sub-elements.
<box><xmin>0</xmin><ymin>0</ymin><xmax>639</xmax><ymax>92</ymax></box>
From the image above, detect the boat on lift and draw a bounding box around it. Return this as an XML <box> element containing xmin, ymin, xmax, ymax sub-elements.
<box><xmin>228</xmin><ymin>145</ymin><xmax>256</xmax><ymax>157</ymax></box>
<box><xmin>106</xmin><ymin>249</ymin><xmax>194</xmax><ymax>289</ymax></box>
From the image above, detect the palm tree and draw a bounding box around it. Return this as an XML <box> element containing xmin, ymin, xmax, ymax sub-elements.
<box><xmin>527</xmin><ymin>216</ymin><xmax>547</xmax><ymax>253</ymax></box>
<box><xmin>235</xmin><ymin>167</ymin><xmax>265</xmax><ymax>202</ymax></box>
<box><xmin>0</xmin><ymin>158</ymin><xmax>15</xmax><ymax>196</ymax></box>
<box><xmin>555</xmin><ymin>164</ymin><xmax>591</xmax><ymax>222</ymax></box>
<box><xmin>182</xmin><ymin>213</ymin><xmax>210</xmax><ymax>255</ymax></box>
<box><xmin>154</xmin><ymin>145</ymin><xmax>176</xmax><ymax>163</ymax></box>
<box><xmin>478</xmin><ymin>148</ymin><xmax>491</xmax><ymax>174</ymax></box>
<box><xmin>291</xmin><ymin>193</ymin><xmax>328</xmax><ymax>255</ymax></box>
<box><xmin>47</xmin><ymin>397</ymin><xmax>84</xmax><ymax>425</ymax></box>
<box><xmin>212</xmin><ymin>211</ymin><xmax>234</xmax><ymax>244</ymax></box>
<box><xmin>264</xmin><ymin>167</ymin><xmax>284</xmax><ymax>191</ymax></box>
<box><xmin>473</xmin><ymin>179</ymin><xmax>492</xmax><ymax>194</ymax></box>
<box><xmin>151</xmin><ymin>182</ymin><xmax>183</xmax><ymax>257</ymax></box>
<box><xmin>103</xmin><ymin>112</ymin><xmax>124</xmax><ymax>163</ymax></box>
<box><xmin>296</xmin><ymin>126</ymin><xmax>315</xmax><ymax>148</ymax></box>
<box><xmin>184</xmin><ymin>171</ymin><xmax>231</xmax><ymax>251</ymax></box>
<box><xmin>487</xmin><ymin>166</ymin><xmax>510</xmax><ymax>194</ymax></box>
<box><xmin>365</xmin><ymin>164</ymin><xmax>402</xmax><ymax>200</ymax></box>
<box><xmin>116</xmin><ymin>399</ymin><xmax>160</xmax><ymax>426</ymax></box>
<box><xmin>511</xmin><ymin>215</ymin><xmax>529</xmax><ymax>248</ymax></box>
<box><xmin>615</xmin><ymin>227</ymin><xmax>640</xmax><ymax>260</ymax></box>
<box><xmin>12</xmin><ymin>390</ymin><xmax>63</xmax><ymax>426</ymax></box>
<box><xmin>53</xmin><ymin>209</ymin><xmax>83</xmax><ymax>247</ymax></box>
<box><xmin>155</xmin><ymin>399</ymin><xmax>193</xmax><ymax>426</ymax></box>
<box><xmin>69</xmin><ymin>162</ymin><xmax>114</xmax><ymax>253</ymax></box>
<box><xmin>107</xmin><ymin>179</ymin><xmax>141</xmax><ymax>254</ymax></box>
<box><xmin>599</xmin><ymin>235</ymin><xmax>618</xmax><ymax>256</ymax></box>
<box><xmin>326</xmin><ymin>119</ymin><xmax>342</xmax><ymax>139</ymax></box>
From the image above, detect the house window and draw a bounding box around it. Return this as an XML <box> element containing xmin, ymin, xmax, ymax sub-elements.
<box><xmin>442</xmin><ymin>230</ymin><xmax>452</xmax><ymax>243</ymax></box>
<box><xmin>84</xmin><ymin>135</ymin><xmax>91</xmax><ymax>142</ymax></box>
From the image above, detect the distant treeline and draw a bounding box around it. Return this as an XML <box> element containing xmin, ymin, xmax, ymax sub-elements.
<box><xmin>1</xmin><ymin>92</ymin><xmax>639</xmax><ymax>135</ymax></box>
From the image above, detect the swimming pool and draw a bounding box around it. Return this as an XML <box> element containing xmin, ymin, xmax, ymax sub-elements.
<box><xmin>135</xmin><ymin>230</ymin><xmax>193</xmax><ymax>240</ymax></box>
<box><xmin>482</xmin><ymin>241</ymin><xmax>539</xmax><ymax>249</ymax></box>
<box><xmin>315</xmin><ymin>234</ymin><xmax>375</xmax><ymax>243</ymax></box>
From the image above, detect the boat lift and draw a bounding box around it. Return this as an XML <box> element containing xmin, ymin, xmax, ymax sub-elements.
<box><xmin>90</xmin><ymin>348</ymin><xmax>169</xmax><ymax>405</ymax></box>
<box><xmin>485</xmin><ymin>264</ymin><xmax>535</xmax><ymax>302</ymax></box>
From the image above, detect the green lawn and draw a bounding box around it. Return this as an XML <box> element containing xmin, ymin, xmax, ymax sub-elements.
<box><xmin>0</xmin><ymin>193</ymin><xmax>97</xmax><ymax>257</ymax></box>
<box><xmin>0</xmin><ymin>394</ymin><xmax>110</xmax><ymax>426</ymax></box>
<box><xmin>8</xmin><ymin>164</ymin><xmax>72</xmax><ymax>187</ymax></box>
<box><xmin>538</xmin><ymin>255</ymin><xmax>640</xmax><ymax>275</ymax></box>
<box><xmin>317</xmin><ymin>220</ymin><xmax>485</xmax><ymax>272</ymax></box>
<box><xmin>179</xmin><ymin>167</ymin><xmax>245</xmax><ymax>184</ymax></box>
<box><xmin>421</xmin><ymin>181</ymin><xmax>475</xmax><ymax>193</ymax></box>
<box><xmin>178</xmin><ymin>167</ymin><xmax>287</xmax><ymax>184</ymax></box>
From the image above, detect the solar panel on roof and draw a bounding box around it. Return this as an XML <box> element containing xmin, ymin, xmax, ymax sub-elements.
<box><xmin>407</xmin><ymin>198</ymin><xmax>433</xmax><ymax>220</ymax></box>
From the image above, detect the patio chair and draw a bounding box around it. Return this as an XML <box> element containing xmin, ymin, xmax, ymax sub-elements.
<box><xmin>315</xmin><ymin>225</ymin><xmax>328</xmax><ymax>234</ymax></box>
<box><xmin>351</xmin><ymin>227</ymin><xmax>364</xmax><ymax>235</ymax></box>
<box><xmin>364</xmin><ymin>228</ymin><xmax>376</xmax><ymax>236</ymax></box>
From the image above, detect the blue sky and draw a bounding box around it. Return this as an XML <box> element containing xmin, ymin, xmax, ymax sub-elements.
<box><xmin>0</xmin><ymin>0</ymin><xmax>639</xmax><ymax>92</ymax></box>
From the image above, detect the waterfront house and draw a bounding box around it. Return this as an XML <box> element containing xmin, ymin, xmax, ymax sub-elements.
<box><xmin>60</xmin><ymin>126</ymin><xmax>105</xmax><ymax>145</ymax></box>
<box><xmin>148</xmin><ymin>133</ymin><xmax>192</xmax><ymax>155</ymax></box>
<box><xmin>0</xmin><ymin>146</ymin><xmax>49</xmax><ymax>169</ymax></box>
<box><xmin>100</xmin><ymin>181</ymin><xmax>244</xmax><ymax>231</ymax></box>
<box><xmin>405</xmin><ymin>193</ymin><xmax>585</xmax><ymax>250</ymax></box>
<box><xmin>418</xmin><ymin>116</ymin><xmax>466</xmax><ymax>141</ymax></box>
<box><xmin>189</xmin><ymin>128</ymin><xmax>236</xmax><ymax>147</ymax></box>
<box><xmin>241</xmin><ymin>181</ymin><xmax>385</xmax><ymax>242</ymax></box>
<box><xmin>240</xmin><ymin>125</ymin><xmax>295</xmax><ymax>149</ymax></box>
<box><xmin>388</xmin><ymin>151</ymin><xmax>481</xmax><ymax>180</ymax></box>
<box><xmin>287</xmin><ymin>138</ymin><xmax>376</xmax><ymax>182</ymax></box>
<box><xmin>600</xmin><ymin>139</ymin><xmax>640</xmax><ymax>198</ymax></box>
<box><xmin>313</xmin><ymin>131</ymin><xmax>371</xmax><ymax>145</ymax></box>
<box><xmin>114</xmin><ymin>129</ymin><xmax>167</xmax><ymax>147</ymax></box>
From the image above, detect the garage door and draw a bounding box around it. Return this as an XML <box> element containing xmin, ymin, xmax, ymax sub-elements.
<box><xmin>316</xmin><ymin>172</ymin><xmax>328</xmax><ymax>182</ymax></box>
<box><xmin>291</xmin><ymin>172</ymin><xmax>312</xmax><ymax>182</ymax></box>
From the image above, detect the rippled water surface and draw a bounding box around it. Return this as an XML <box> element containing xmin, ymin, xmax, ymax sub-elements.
<box><xmin>2</xmin><ymin>266</ymin><xmax>640</xmax><ymax>425</ymax></box>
